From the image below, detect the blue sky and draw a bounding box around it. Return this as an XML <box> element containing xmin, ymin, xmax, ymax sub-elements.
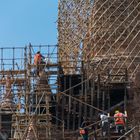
<box><xmin>0</xmin><ymin>0</ymin><xmax>58</xmax><ymax>47</ymax></box>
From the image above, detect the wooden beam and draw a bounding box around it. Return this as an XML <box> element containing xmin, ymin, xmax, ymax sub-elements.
<box><xmin>0</xmin><ymin>70</ymin><xmax>26</xmax><ymax>75</ymax></box>
<box><xmin>0</xmin><ymin>78</ymin><xmax>26</xmax><ymax>85</ymax></box>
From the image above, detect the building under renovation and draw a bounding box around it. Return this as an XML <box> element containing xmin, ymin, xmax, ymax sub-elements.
<box><xmin>0</xmin><ymin>0</ymin><xmax>140</xmax><ymax>139</ymax></box>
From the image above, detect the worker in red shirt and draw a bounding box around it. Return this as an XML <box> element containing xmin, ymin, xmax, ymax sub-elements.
<box><xmin>34</xmin><ymin>51</ymin><xmax>45</xmax><ymax>76</ymax></box>
<box><xmin>34</xmin><ymin>51</ymin><xmax>45</xmax><ymax>65</ymax></box>
<box><xmin>114</xmin><ymin>110</ymin><xmax>127</xmax><ymax>134</ymax></box>
<box><xmin>79</xmin><ymin>127</ymin><xmax>88</xmax><ymax>140</ymax></box>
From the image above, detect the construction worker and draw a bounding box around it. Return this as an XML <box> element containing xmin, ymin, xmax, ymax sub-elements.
<box><xmin>79</xmin><ymin>127</ymin><xmax>88</xmax><ymax>140</ymax></box>
<box><xmin>114</xmin><ymin>110</ymin><xmax>127</xmax><ymax>134</ymax></box>
<box><xmin>34</xmin><ymin>51</ymin><xmax>45</xmax><ymax>76</ymax></box>
<box><xmin>100</xmin><ymin>114</ymin><xmax>109</xmax><ymax>136</ymax></box>
<box><xmin>34</xmin><ymin>51</ymin><xmax>44</xmax><ymax>65</ymax></box>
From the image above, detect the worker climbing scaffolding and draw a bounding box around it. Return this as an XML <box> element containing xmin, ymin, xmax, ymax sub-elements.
<box><xmin>100</xmin><ymin>113</ymin><xmax>110</xmax><ymax>137</ymax></box>
<box><xmin>114</xmin><ymin>110</ymin><xmax>127</xmax><ymax>134</ymax></box>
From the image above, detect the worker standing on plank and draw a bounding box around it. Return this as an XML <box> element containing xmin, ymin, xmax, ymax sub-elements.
<box><xmin>34</xmin><ymin>51</ymin><xmax>45</xmax><ymax>76</ymax></box>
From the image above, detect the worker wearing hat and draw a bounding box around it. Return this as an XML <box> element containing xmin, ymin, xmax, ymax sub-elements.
<box><xmin>114</xmin><ymin>110</ymin><xmax>127</xmax><ymax>134</ymax></box>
